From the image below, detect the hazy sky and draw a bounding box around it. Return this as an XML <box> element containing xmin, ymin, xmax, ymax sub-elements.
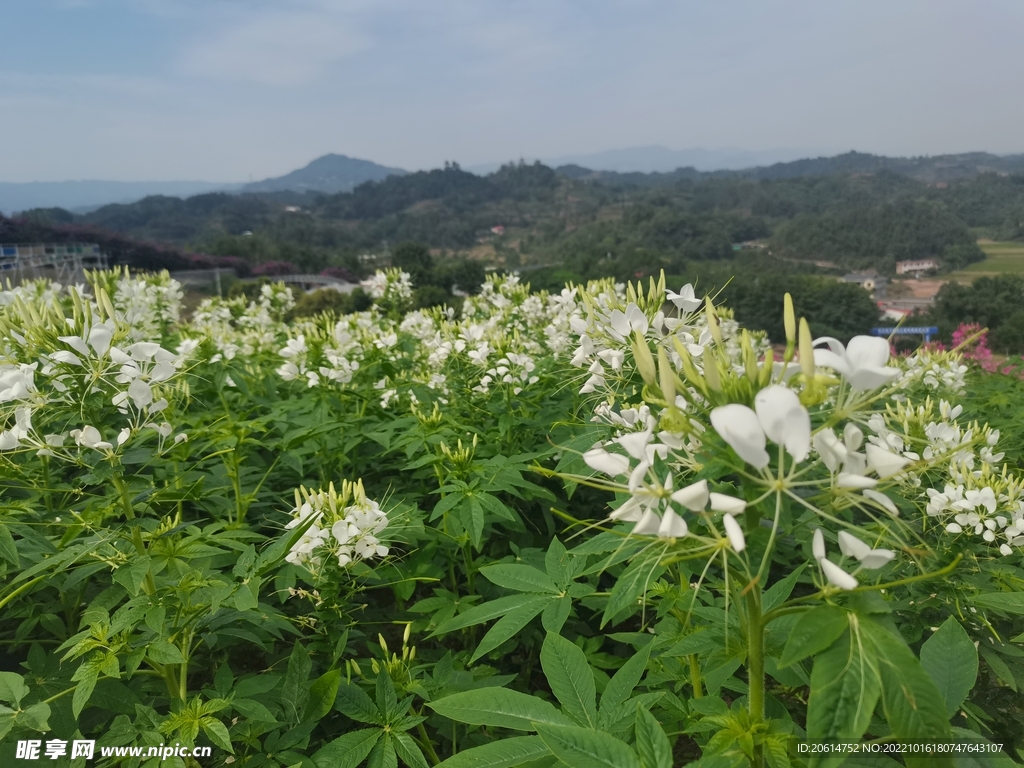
<box><xmin>3</xmin><ymin>0</ymin><xmax>1023</xmax><ymax>182</ymax></box>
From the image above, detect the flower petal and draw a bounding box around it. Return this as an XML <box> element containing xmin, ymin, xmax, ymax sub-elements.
<box><xmin>633</xmin><ymin>508</ymin><xmax>661</xmax><ymax>536</ymax></box>
<box><xmin>583</xmin><ymin>447</ymin><xmax>630</xmax><ymax>477</ymax></box>
<box><xmin>710</xmin><ymin>404</ymin><xmax>769</xmax><ymax>469</ymax></box>
<box><xmin>820</xmin><ymin>558</ymin><xmax>858</xmax><ymax>590</ymax></box>
<box><xmin>812</xmin><ymin>529</ymin><xmax>826</xmax><ymax>561</ymax></box>
<box><xmin>710</xmin><ymin>493</ymin><xmax>746</xmax><ymax>514</ymax></box>
<box><xmin>722</xmin><ymin>514</ymin><xmax>746</xmax><ymax>553</ymax></box>
<box><xmin>658</xmin><ymin>508</ymin><xmax>689</xmax><ymax>538</ymax></box>
<box><xmin>838</xmin><ymin>531</ymin><xmax>871</xmax><ymax>560</ymax></box>
<box><xmin>865</xmin><ymin>444</ymin><xmax>910</xmax><ymax>479</ymax></box>
<box><xmin>670</xmin><ymin>479</ymin><xmax>709</xmax><ymax>511</ymax></box>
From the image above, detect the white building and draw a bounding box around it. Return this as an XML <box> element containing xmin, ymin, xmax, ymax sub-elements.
<box><xmin>895</xmin><ymin>259</ymin><xmax>938</xmax><ymax>275</ymax></box>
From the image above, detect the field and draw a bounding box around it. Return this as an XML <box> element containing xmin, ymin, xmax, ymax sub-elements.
<box><xmin>947</xmin><ymin>241</ymin><xmax>1024</xmax><ymax>281</ymax></box>
<box><xmin>1</xmin><ymin>269</ymin><xmax>1024</xmax><ymax>766</ymax></box>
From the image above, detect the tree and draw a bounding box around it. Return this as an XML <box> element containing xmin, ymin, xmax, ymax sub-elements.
<box><xmin>391</xmin><ymin>241</ymin><xmax>434</xmax><ymax>286</ymax></box>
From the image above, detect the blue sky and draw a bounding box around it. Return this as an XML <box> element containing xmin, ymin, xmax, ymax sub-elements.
<box><xmin>3</xmin><ymin>0</ymin><xmax>1023</xmax><ymax>182</ymax></box>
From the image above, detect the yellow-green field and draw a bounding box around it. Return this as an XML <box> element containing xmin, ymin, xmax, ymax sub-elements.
<box><xmin>947</xmin><ymin>241</ymin><xmax>1024</xmax><ymax>281</ymax></box>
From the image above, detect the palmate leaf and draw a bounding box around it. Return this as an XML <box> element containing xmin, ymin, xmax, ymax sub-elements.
<box><xmin>470</xmin><ymin>598</ymin><xmax>554</xmax><ymax>662</ymax></box>
<box><xmin>533</xmin><ymin>722</ymin><xmax>640</xmax><ymax>768</ymax></box>
<box><xmin>806</xmin><ymin>623</ymin><xmax>880</xmax><ymax>768</ymax></box>
<box><xmin>634</xmin><ymin>705</ymin><xmax>673</xmax><ymax>768</ymax></box>
<box><xmin>428</xmin><ymin>688</ymin><xmax>573</xmax><ymax>731</ymax></box>
<box><xmin>599</xmin><ymin>640</ymin><xmax>652</xmax><ymax>721</ymax></box>
<box><xmin>432</xmin><ymin>594</ymin><xmax>548</xmax><ymax>636</ymax></box>
<box><xmin>481</xmin><ymin>564</ymin><xmax>560</xmax><ymax>594</ymax></box>
<box><xmin>312</xmin><ymin>727</ymin><xmax>382</xmax><ymax>768</ymax></box>
<box><xmin>920</xmin><ymin>617</ymin><xmax>978</xmax><ymax>717</ymax></box>
<box><xmin>862</xmin><ymin>619</ymin><xmax>952</xmax><ymax>768</ymax></box>
<box><xmin>779</xmin><ymin>605</ymin><xmax>849</xmax><ymax>668</ymax></box>
<box><xmin>540</xmin><ymin>632</ymin><xmax>597</xmax><ymax>727</ymax></box>
<box><xmin>601</xmin><ymin>556</ymin><xmax>665</xmax><ymax>628</ymax></box>
<box><xmin>435</xmin><ymin>736</ymin><xmax>551</xmax><ymax>768</ymax></box>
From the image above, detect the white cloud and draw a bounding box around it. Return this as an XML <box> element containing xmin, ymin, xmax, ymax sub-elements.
<box><xmin>178</xmin><ymin>10</ymin><xmax>371</xmax><ymax>86</ymax></box>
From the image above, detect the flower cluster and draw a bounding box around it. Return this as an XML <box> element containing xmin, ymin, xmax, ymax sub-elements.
<box><xmin>284</xmin><ymin>480</ymin><xmax>390</xmax><ymax>571</ymax></box>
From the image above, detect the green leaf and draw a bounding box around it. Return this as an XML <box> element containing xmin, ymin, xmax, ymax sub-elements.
<box><xmin>368</xmin><ymin>733</ymin><xmax>398</xmax><ymax>768</ymax></box>
<box><xmin>202</xmin><ymin>719</ymin><xmax>234</xmax><ymax>753</ymax></box>
<box><xmin>148</xmin><ymin>640</ymin><xmax>187</xmax><ymax>665</ymax></box>
<box><xmin>393</xmin><ymin>732</ymin><xmax>430</xmax><ymax>768</ymax></box>
<box><xmin>949</xmin><ymin>726</ymin><xmax>1017</xmax><ymax>768</ymax></box>
<box><xmin>540</xmin><ymin>632</ymin><xmax>597</xmax><ymax>727</ymax></box>
<box><xmin>232</xmin><ymin>698</ymin><xmax>278</xmax><ymax>723</ymax></box>
<box><xmin>972</xmin><ymin>593</ymin><xmax>1024</xmax><ymax>615</ymax></box>
<box><xmin>762</xmin><ymin>564</ymin><xmax>805</xmax><ymax>611</ymax></box>
<box><xmin>545</xmin><ymin>538</ymin><xmax>570</xmax><ymax>586</ymax></box>
<box><xmin>634</xmin><ymin>706</ymin><xmax>672</xmax><ymax>768</ymax></box>
<box><xmin>0</xmin><ymin>672</ymin><xmax>28</xmax><ymax>707</ymax></box>
<box><xmin>282</xmin><ymin>642</ymin><xmax>312</xmax><ymax>724</ymax></box>
<box><xmin>376</xmin><ymin>671</ymin><xmax>400</xmax><ymax>722</ymax></box>
<box><xmin>533</xmin><ymin>722</ymin><xmax>641</xmax><ymax>768</ymax></box>
<box><xmin>920</xmin><ymin>618</ymin><xmax>978</xmax><ymax>717</ymax></box>
<box><xmin>435</xmin><ymin>736</ymin><xmax>551</xmax><ymax>768</ymax></box>
<box><xmin>601</xmin><ymin>558</ymin><xmax>665</xmax><ymax>628</ymax></box>
<box><xmin>72</xmin><ymin>666</ymin><xmax>99</xmax><ymax>719</ymax></box>
<box><xmin>599</xmin><ymin>641</ymin><xmax>652</xmax><ymax>717</ymax></box>
<box><xmin>862</xmin><ymin>619</ymin><xmax>952</xmax><ymax>752</ymax></box>
<box><xmin>305</xmin><ymin>669</ymin><xmax>341</xmax><ymax>723</ymax></box>
<box><xmin>779</xmin><ymin>605</ymin><xmax>849</xmax><ymax>668</ymax></box>
<box><xmin>313</xmin><ymin>727</ymin><xmax>382</xmax><ymax>768</ymax></box>
<box><xmin>336</xmin><ymin>683</ymin><xmax>385</xmax><ymax>724</ymax></box>
<box><xmin>481</xmin><ymin>564</ymin><xmax>560</xmax><ymax>594</ymax></box>
<box><xmin>470</xmin><ymin>598</ymin><xmax>551</xmax><ymax>663</ymax></box>
<box><xmin>464</xmin><ymin>497</ymin><xmax>485</xmax><ymax>549</ymax></box>
<box><xmin>428</xmin><ymin>688</ymin><xmax>574</xmax><ymax>731</ymax></box>
<box><xmin>541</xmin><ymin>596</ymin><xmax>572</xmax><ymax>633</ymax></box>
<box><xmin>805</xmin><ymin>625</ymin><xmax>880</xmax><ymax>751</ymax></box>
<box><xmin>0</xmin><ymin>523</ymin><xmax>19</xmax><ymax>567</ymax></box>
<box><xmin>144</xmin><ymin>605</ymin><xmax>166</xmax><ymax>635</ymax></box>
<box><xmin>978</xmin><ymin>646</ymin><xmax>1018</xmax><ymax>693</ymax></box>
<box><xmin>433</xmin><ymin>594</ymin><xmax>552</xmax><ymax>636</ymax></box>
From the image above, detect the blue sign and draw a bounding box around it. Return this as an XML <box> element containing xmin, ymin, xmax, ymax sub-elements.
<box><xmin>871</xmin><ymin>326</ymin><xmax>939</xmax><ymax>341</ymax></box>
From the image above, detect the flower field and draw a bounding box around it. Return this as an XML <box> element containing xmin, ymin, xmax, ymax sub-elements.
<box><xmin>2</xmin><ymin>268</ymin><xmax>1024</xmax><ymax>767</ymax></box>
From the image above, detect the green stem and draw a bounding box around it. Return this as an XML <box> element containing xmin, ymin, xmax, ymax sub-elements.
<box><xmin>0</xmin><ymin>575</ymin><xmax>48</xmax><ymax>612</ymax></box>
<box><xmin>112</xmin><ymin>475</ymin><xmax>157</xmax><ymax>596</ymax></box>
<box><xmin>416</xmin><ymin>719</ymin><xmax>441</xmax><ymax>765</ymax></box>
<box><xmin>745</xmin><ymin>588</ymin><xmax>765</xmax><ymax>768</ymax></box>
<box><xmin>689</xmin><ymin>654</ymin><xmax>703</xmax><ymax>698</ymax></box>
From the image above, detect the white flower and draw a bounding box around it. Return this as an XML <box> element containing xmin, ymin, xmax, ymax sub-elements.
<box><xmin>865</xmin><ymin>444</ymin><xmax>909</xmax><ymax>479</ymax></box>
<box><xmin>837</xmin><ymin>531</ymin><xmax>895</xmax><ymax>569</ymax></box>
<box><xmin>117</xmin><ymin>428</ymin><xmax>131</xmax><ymax>446</ymax></box>
<box><xmin>709</xmin><ymin>386</ymin><xmax>810</xmax><ymax>469</ymax></box>
<box><xmin>128</xmin><ymin>378</ymin><xmax>154</xmax><ymax>410</ymax></box>
<box><xmin>813</xmin><ymin>336</ymin><xmax>899</xmax><ymax>391</ymax></box>
<box><xmin>666</xmin><ymin>284</ymin><xmax>703</xmax><ymax>313</ymax></box>
<box><xmin>71</xmin><ymin>425</ymin><xmax>113</xmax><ymax>452</ymax></box>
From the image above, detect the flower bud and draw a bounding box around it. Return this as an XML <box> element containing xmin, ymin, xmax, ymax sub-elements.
<box><xmin>705</xmin><ymin>298</ymin><xmax>723</xmax><ymax>346</ymax></box>
<box><xmin>783</xmin><ymin>293</ymin><xmax>796</xmax><ymax>345</ymax></box>
<box><xmin>799</xmin><ymin>318</ymin><xmax>815</xmax><ymax>381</ymax></box>
<box><xmin>657</xmin><ymin>346</ymin><xmax>676</xmax><ymax>404</ymax></box>
<box><xmin>632</xmin><ymin>331</ymin><xmax>657</xmax><ymax>386</ymax></box>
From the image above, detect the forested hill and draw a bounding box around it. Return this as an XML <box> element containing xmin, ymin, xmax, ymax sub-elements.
<box><xmin>559</xmin><ymin>150</ymin><xmax>1024</xmax><ymax>186</ymax></box>
<box><xmin>13</xmin><ymin>159</ymin><xmax>1024</xmax><ymax>280</ymax></box>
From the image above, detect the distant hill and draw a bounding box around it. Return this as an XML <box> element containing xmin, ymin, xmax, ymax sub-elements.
<box><xmin>556</xmin><ymin>150</ymin><xmax>1024</xmax><ymax>186</ymax></box>
<box><xmin>543</xmin><ymin>145</ymin><xmax>818</xmax><ymax>173</ymax></box>
<box><xmin>0</xmin><ymin>180</ymin><xmax>240</xmax><ymax>216</ymax></box>
<box><xmin>241</xmin><ymin>154</ymin><xmax>407</xmax><ymax>195</ymax></box>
